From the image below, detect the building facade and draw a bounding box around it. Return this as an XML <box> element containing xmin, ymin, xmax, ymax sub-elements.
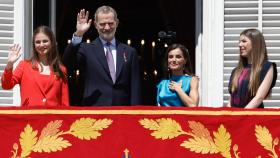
<box><xmin>0</xmin><ymin>0</ymin><xmax>279</xmax><ymax>107</ymax></box>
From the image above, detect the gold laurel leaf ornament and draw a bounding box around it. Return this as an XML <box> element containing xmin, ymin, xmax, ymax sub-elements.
<box><xmin>140</xmin><ymin>118</ymin><xmax>184</xmax><ymax>140</ymax></box>
<box><xmin>255</xmin><ymin>125</ymin><xmax>273</xmax><ymax>151</ymax></box>
<box><xmin>140</xmin><ymin>119</ymin><xmax>239</xmax><ymax>158</ymax></box>
<box><xmin>188</xmin><ymin>121</ymin><xmax>212</xmax><ymax>141</ymax></box>
<box><xmin>32</xmin><ymin>135</ymin><xmax>71</xmax><ymax>153</ymax></box>
<box><xmin>70</xmin><ymin>118</ymin><xmax>112</xmax><ymax>140</ymax></box>
<box><xmin>152</xmin><ymin>118</ymin><xmax>183</xmax><ymax>140</ymax></box>
<box><xmin>213</xmin><ymin>124</ymin><xmax>232</xmax><ymax>158</ymax></box>
<box><xmin>139</xmin><ymin>118</ymin><xmax>160</xmax><ymax>130</ymax></box>
<box><xmin>180</xmin><ymin>136</ymin><xmax>219</xmax><ymax>154</ymax></box>
<box><xmin>255</xmin><ymin>125</ymin><xmax>278</xmax><ymax>158</ymax></box>
<box><xmin>39</xmin><ymin>120</ymin><xmax>63</xmax><ymax>139</ymax></box>
<box><xmin>11</xmin><ymin>117</ymin><xmax>113</xmax><ymax>158</ymax></box>
<box><xmin>92</xmin><ymin>118</ymin><xmax>113</xmax><ymax>131</ymax></box>
<box><xmin>19</xmin><ymin>124</ymin><xmax>38</xmax><ymax>157</ymax></box>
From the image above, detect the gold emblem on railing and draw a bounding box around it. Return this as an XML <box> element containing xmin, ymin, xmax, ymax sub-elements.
<box><xmin>11</xmin><ymin>117</ymin><xmax>113</xmax><ymax>158</ymax></box>
<box><xmin>255</xmin><ymin>125</ymin><xmax>279</xmax><ymax>158</ymax></box>
<box><xmin>122</xmin><ymin>148</ymin><xmax>131</xmax><ymax>158</ymax></box>
<box><xmin>139</xmin><ymin>118</ymin><xmax>240</xmax><ymax>158</ymax></box>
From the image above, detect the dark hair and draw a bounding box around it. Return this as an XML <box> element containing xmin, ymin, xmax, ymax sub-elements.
<box><xmin>94</xmin><ymin>6</ymin><xmax>119</xmax><ymax>23</ymax></box>
<box><xmin>163</xmin><ymin>43</ymin><xmax>194</xmax><ymax>78</ymax></box>
<box><xmin>29</xmin><ymin>25</ymin><xmax>66</xmax><ymax>80</ymax></box>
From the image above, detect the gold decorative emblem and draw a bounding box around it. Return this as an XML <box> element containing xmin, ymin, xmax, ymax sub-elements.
<box><xmin>123</xmin><ymin>148</ymin><xmax>130</xmax><ymax>158</ymax></box>
<box><xmin>11</xmin><ymin>117</ymin><xmax>113</xmax><ymax>158</ymax></box>
<box><xmin>139</xmin><ymin>118</ymin><xmax>240</xmax><ymax>158</ymax></box>
<box><xmin>255</xmin><ymin>125</ymin><xmax>279</xmax><ymax>158</ymax></box>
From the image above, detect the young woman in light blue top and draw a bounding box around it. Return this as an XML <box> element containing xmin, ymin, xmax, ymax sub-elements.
<box><xmin>157</xmin><ymin>44</ymin><xmax>199</xmax><ymax>107</ymax></box>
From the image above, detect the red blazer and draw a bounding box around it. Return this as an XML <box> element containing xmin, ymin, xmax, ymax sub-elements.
<box><xmin>1</xmin><ymin>60</ymin><xmax>69</xmax><ymax>107</ymax></box>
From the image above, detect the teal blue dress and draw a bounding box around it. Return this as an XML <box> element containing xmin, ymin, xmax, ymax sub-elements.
<box><xmin>157</xmin><ymin>75</ymin><xmax>192</xmax><ymax>106</ymax></box>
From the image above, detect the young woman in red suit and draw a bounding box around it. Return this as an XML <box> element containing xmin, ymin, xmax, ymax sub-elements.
<box><xmin>1</xmin><ymin>26</ymin><xmax>69</xmax><ymax>106</ymax></box>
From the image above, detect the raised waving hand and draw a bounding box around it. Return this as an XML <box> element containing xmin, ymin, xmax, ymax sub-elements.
<box><xmin>75</xmin><ymin>9</ymin><xmax>92</xmax><ymax>37</ymax></box>
<box><xmin>6</xmin><ymin>44</ymin><xmax>22</xmax><ymax>70</ymax></box>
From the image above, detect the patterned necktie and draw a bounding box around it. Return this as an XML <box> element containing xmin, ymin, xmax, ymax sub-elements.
<box><xmin>105</xmin><ymin>42</ymin><xmax>116</xmax><ymax>83</ymax></box>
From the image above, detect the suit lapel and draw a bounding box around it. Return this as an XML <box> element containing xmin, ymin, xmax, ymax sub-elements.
<box><xmin>116</xmin><ymin>43</ymin><xmax>125</xmax><ymax>80</ymax></box>
<box><xmin>44</xmin><ymin>70</ymin><xmax>56</xmax><ymax>94</ymax></box>
<box><xmin>31</xmin><ymin>63</ymin><xmax>58</xmax><ymax>96</ymax></box>
<box><xmin>93</xmin><ymin>38</ymin><xmax>127</xmax><ymax>83</ymax></box>
<box><xmin>93</xmin><ymin>38</ymin><xmax>111</xmax><ymax>77</ymax></box>
<box><xmin>31</xmin><ymin>64</ymin><xmax>46</xmax><ymax>98</ymax></box>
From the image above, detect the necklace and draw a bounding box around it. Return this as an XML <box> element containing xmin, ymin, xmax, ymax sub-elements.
<box><xmin>38</xmin><ymin>61</ymin><xmax>50</xmax><ymax>74</ymax></box>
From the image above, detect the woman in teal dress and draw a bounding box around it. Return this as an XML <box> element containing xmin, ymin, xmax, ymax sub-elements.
<box><xmin>157</xmin><ymin>44</ymin><xmax>199</xmax><ymax>107</ymax></box>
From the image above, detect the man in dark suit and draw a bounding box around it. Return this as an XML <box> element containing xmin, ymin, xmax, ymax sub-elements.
<box><xmin>63</xmin><ymin>6</ymin><xmax>141</xmax><ymax>106</ymax></box>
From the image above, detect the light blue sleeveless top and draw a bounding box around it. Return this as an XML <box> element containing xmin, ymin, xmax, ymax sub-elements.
<box><xmin>157</xmin><ymin>75</ymin><xmax>192</xmax><ymax>107</ymax></box>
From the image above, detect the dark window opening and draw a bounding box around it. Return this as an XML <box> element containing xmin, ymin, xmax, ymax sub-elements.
<box><xmin>33</xmin><ymin>0</ymin><xmax>195</xmax><ymax>105</ymax></box>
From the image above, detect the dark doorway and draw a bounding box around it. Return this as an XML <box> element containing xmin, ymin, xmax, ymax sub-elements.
<box><xmin>54</xmin><ymin>0</ymin><xmax>195</xmax><ymax>105</ymax></box>
<box><xmin>33</xmin><ymin>0</ymin><xmax>50</xmax><ymax>29</ymax></box>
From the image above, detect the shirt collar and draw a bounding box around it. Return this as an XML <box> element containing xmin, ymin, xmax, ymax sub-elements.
<box><xmin>99</xmin><ymin>37</ymin><xmax>116</xmax><ymax>47</ymax></box>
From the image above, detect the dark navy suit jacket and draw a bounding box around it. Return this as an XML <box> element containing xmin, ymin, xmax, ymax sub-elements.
<box><xmin>63</xmin><ymin>38</ymin><xmax>141</xmax><ymax>106</ymax></box>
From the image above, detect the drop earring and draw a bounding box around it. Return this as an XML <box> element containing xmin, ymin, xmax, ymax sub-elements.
<box><xmin>168</xmin><ymin>67</ymin><xmax>171</xmax><ymax>79</ymax></box>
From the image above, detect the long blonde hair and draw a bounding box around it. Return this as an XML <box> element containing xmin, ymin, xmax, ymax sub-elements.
<box><xmin>230</xmin><ymin>29</ymin><xmax>268</xmax><ymax>96</ymax></box>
